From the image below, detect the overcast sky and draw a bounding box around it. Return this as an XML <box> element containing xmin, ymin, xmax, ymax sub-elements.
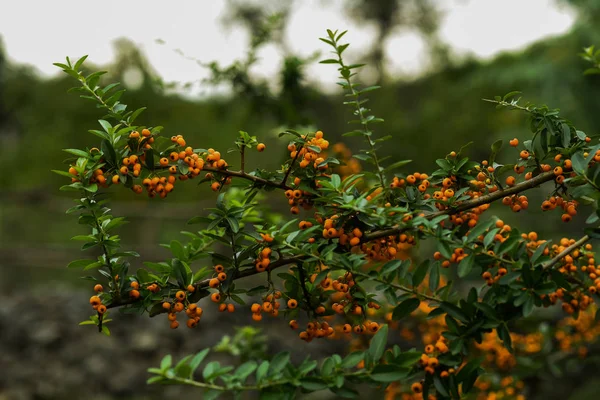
<box><xmin>0</xmin><ymin>0</ymin><xmax>576</xmax><ymax>95</ymax></box>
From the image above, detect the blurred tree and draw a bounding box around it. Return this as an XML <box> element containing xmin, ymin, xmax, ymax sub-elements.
<box><xmin>0</xmin><ymin>37</ymin><xmax>8</xmax><ymax>126</ymax></box>
<box><xmin>345</xmin><ymin>0</ymin><xmax>450</xmax><ymax>81</ymax></box>
<box><xmin>210</xmin><ymin>0</ymin><xmax>319</xmax><ymax>127</ymax></box>
<box><xmin>109</xmin><ymin>38</ymin><xmax>161</xmax><ymax>93</ymax></box>
<box><xmin>559</xmin><ymin>0</ymin><xmax>600</xmax><ymax>23</ymax></box>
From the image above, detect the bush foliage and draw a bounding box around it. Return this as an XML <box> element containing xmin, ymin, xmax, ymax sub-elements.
<box><xmin>56</xmin><ymin>30</ymin><xmax>600</xmax><ymax>399</ymax></box>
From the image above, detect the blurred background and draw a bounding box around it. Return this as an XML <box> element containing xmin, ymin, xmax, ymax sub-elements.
<box><xmin>1</xmin><ymin>0</ymin><xmax>600</xmax><ymax>399</ymax></box>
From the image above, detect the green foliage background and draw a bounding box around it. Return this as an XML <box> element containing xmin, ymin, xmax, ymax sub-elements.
<box><xmin>2</xmin><ymin>3</ymin><xmax>600</xmax><ymax>398</ymax></box>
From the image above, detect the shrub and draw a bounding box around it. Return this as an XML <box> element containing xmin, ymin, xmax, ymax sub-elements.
<box><xmin>55</xmin><ymin>30</ymin><xmax>600</xmax><ymax>399</ymax></box>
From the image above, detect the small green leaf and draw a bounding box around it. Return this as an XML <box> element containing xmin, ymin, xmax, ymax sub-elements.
<box><xmin>341</xmin><ymin>351</ymin><xmax>364</xmax><ymax>369</ymax></box>
<box><xmin>268</xmin><ymin>351</ymin><xmax>290</xmax><ymax>376</ymax></box>
<box><xmin>367</xmin><ymin>324</ymin><xmax>388</xmax><ymax>361</ymax></box>
<box><xmin>412</xmin><ymin>260</ymin><xmax>430</xmax><ymax>286</ymax></box>
<box><xmin>392</xmin><ymin>298</ymin><xmax>420</xmax><ymax>320</ymax></box>
<box><xmin>457</xmin><ymin>255</ymin><xmax>474</xmax><ymax>278</ymax></box>
<box><xmin>67</xmin><ymin>259</ymin><xmax>96</xmax><ymax>269</ymax></box>
<box><xmin>370</xmin><ymin>364</ymin><xmax>410</xmax><ymax>382</ymax></box>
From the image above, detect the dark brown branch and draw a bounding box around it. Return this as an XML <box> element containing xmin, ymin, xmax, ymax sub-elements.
<box><xmin>363</xmin><ymin>171</ymin><xmax>556</xmax><ymax>242</ymax></box>
<box><xmin>106</xmin><ymin>256</ymin><xmax>304</xmax><ymax>309</ymax></box>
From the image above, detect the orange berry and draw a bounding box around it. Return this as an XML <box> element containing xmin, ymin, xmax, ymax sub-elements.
<box><xmin>93</xmin><ymin>284</ymin><xmax>103</xmax><ymax>293</ymax></box>
<box><xmin>257</xmin><ymin>143</ymin><xmax>266</xmax><ymax>152</ymax></box>
<box><xmin>97</xmin><ymin>304</ymin><xmax>107</xmax><ymax>314</ymax></box>
<box><xmin>170</xmin><ymin>320</ymin><xmax>179</xmax><ymax>329</ymax></box>
<box><xmin>411</xmin><ymin>382</ymin><xmax>423</xmax><ymax>394</ymax></box>
<box><xmin>162</xmin><ymin>302</ymin><xmax>171</xmax><ymax>310</ymax></box>
<box><xmin>186</xmin><ymin>319</ymin><xmax>198</xmax><ymax>328</ymax></box>
<box><xmin>187</xmin><ymin>284</ymin><xmax>196</xmax><ymax>292</ymax></box>
<box><xmin>211</xmin><ymin>292</ymin><xmax>221</xmax><ymax>303</ymax></box>
<box><xmin>554</xmin><ymin>166</ymin><xmax>563</xmax><ymax>176</ymax></box>
<box><xmin>252</xmin><ymin>313</ymin><xmax>263</xmax><ymax>321</ymax></box>
<box><xmin>175</xmin><ymin>291</ymin><xmax>186</xmax><ymax>301</ymax></box>
<box><xmin>129</xmin><ymin>289</ymin><xmax>140</xmax><ymax>299</ymax></box>
<box><xmin>251</xmin><ymin>303</ymin><xmax>262</xmax><ymax>313</ymax></box>
<box><xmin>509</xmin><ymin>138</ymin><xmax>519</xmax><ymax>147</ymax></box>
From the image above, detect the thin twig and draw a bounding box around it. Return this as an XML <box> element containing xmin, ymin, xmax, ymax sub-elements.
<box><xmin>542</xmin><ymin>235</ymin><xmax>591</xmax><ymax>270</ymax></box>
<box><xmin>281</xmin><ymin>143</ymin><xmax>304</xmax><ymax>187</ymax></box>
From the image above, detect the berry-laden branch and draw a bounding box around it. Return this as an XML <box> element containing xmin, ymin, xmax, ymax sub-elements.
<box><xmin>56</xmin><ymin>34</ymin><xmax>600</xmax><ymax>400</ymax></box>
<box><xmin>363</xmin><ymin>170</ymin><xmax>556</xmax><ymax>242</ymax></box>
<box><xmin>542</xmin><ymin>234</ymin><xmax>591</xmax><ymax>270</ymax></box>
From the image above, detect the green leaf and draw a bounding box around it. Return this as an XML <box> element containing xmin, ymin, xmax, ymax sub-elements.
<box><xmin>300</xmin><ymin>378</ymin><xmax>328</xmax><ymax>391</ymax></box>
<box><xmin>269</xmin><ymin>352</ymin><xmax>290</xmax><ymax>376</ymax></box>
<box><xmin>101</xmin><ymin>139</ymin><xmax>117</xmax><ymax>168</ymax></box>
<box><xmin>98</xmin><ymin>119</ymin><xmax>112</xmax><ymax>134</ymax></box>
<box><xmin>226</xmin><ymin>217</ymin><xmax>240</xmax><ymax>233</ymax></box>
<box><xmin>67</xmin><ymin>259</ymin><xmax>97</xmax><ymax>269</ymax></box>
<box><xmin>370</xmin><ymin>364</ymin><xmax>410</xmax><ymax>382</ymax></box>
<box><xmin>530</xmin><ymin>241</ymin><xmax>550</xmax><ymax>264</ymax></box>
<box><xmin>367</xmin><ymin>324</ymin><xmax>388</xmax><ymax>361</ymax></box>
<box><xmin>341</xmin><ymin>351</ymin><xmax>364</xmax><ymax>369</ymax></box>
<box><xmin>412</xmin><ymin>260</ymin><xmax>430</xmax><ymax>286</ymax></box>
<box><xmin>433</xmin><ymin>375</ymin><xmax>449</xmax><ymax>397</ymax></box>
<box><xmin>234</xmin><ymin>361</ymin><xmax>257</xmax><ymax>382</ymax></box>
<box><xmin>171</xmin><ymin>258</ymin><xmax>190</xmax><ymax>287</ymax></box>
<box><xmin>440</xmin><ymin>302</ymin><xmax>469</xmax><ymax>323</ymax></box>
<box><xmin>145</xmin><ymin>148</ymin><xmax>154</xmax><ymax>171</ymax></box>
<box><xmin>255</xmin><ymin>360</ymin><xmax>269</xmax><ymax>383</ymax></box>
<box><xmin>383</xmin><ymin>159</ymin><xmax>412</xmax><ymax>173</ymax></box>
<box><xmin>331</xmin><ymin>174</ymin><xmax>341</xmax><ymax>189</ymax></box>
<box><xmin>392</xmin><ymin>298</ymin><xmax>420</xmax><ymax>320</ymax></box>
<box><xmin>489</xmin><ymin>139</ymin><xmax>503</xmax><ymax>165</ymax></box>
<box><xmin>467</xmin><ymin>219</ymin><xmax>495</xmax><ymax>241</ymax></box>
<box><xmin>497</xmin><ymin>324</ymin><xmax>513</xmax><ymax>351</ymax></box>
<box><xmin>63</xmin><ymin>148</ymin><xmax>90</xmax><ymax>158</ymax></box>
<box><xmin>188</xmin><ymin>349</ymin><xmax>210</xmax><ymax>377</ymax></box>
<box><xmin>160</xmin><ymin>354</ymin><xmax>172</xmax><ymax>371</ymax></box>
<box><xmin>571</xmin><ymin>151</ymin><xmax>588</xmax><ymax>175</ymax></box>
<box><xmin>502</xmin><ymin>91</ymin><xmax>521</xmax><ymax>101</ymax></box>
<box><xmin>170</xmin><ymin>240</ymin><xmax>185</xmax><ymax>260</ymax></box>
<box><xmin>457</xmin><ymin>255</ymin><xmax>474</xmax><ymax>278</ymax></box>
<box><xmin>203</xmin><ymin>390</ymin><xmax>221</xmax><ymax>400</ymax></box>
<box><xmin>429</xmin><ymin>262</ymin><xmax>440</xmax><ymax>292</ymax></box>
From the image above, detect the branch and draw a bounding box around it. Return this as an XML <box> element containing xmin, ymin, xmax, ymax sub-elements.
<box><xmin>160</xmin><ymin>165</ymin><xmax>292</xmax><ymax>191</ymax></box>
<box><xmin>106</xmin><ymin>256</ymin><xmax>304</xmax><ymax>309</ymax></box>
<box><xmin>542</xmin><ymin>235</ymin><xmax>591</xmax><ymax>270</ymax></box>
<box><xmin>363</xmin><ymin>171</ymin><xmax>556</xmax><ymax>242</ymax></box>
<box><xmin>351</xmin><ymin>271</ymin><xmax>440</xmax><ymax>302</ymax></box>
<box><xmin>281</xmin><ymin>143</ymin><xmax>304</xmax><ymax>187</ymax></box>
